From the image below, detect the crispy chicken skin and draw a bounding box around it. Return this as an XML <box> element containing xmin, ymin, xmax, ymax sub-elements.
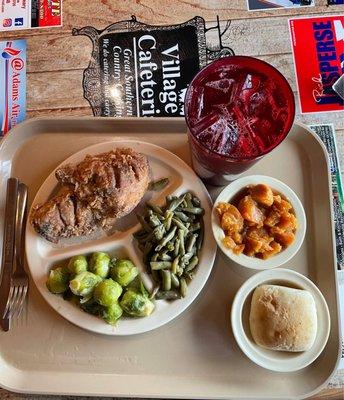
<box><xmin>30</xmin><ymin>148</ymin><xmax>150</xmax><ymax>243</ymax></box>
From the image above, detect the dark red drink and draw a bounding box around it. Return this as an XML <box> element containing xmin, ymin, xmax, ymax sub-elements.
<box><xmin>185</xmin><ymin>56</ymin><xmax>295</xmax><ymax>185</ymax></box>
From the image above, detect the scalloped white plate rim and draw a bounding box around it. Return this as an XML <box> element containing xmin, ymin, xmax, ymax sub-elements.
<box><xmin>26</xmin><ymin>139</ymin><xmax>217</xmax><ymax>336</ymax></box>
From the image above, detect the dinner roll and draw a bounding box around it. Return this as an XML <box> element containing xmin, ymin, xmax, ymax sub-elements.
<box><xmin>249</xmin><ymin>284</ymin><xmax>317</xmax><ymax>352</ymax></box>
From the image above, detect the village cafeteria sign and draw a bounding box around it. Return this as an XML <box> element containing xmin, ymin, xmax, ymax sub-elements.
<box><xmin>73</xmin><ymin>16</ymin><xmax>234</xmax><ymax>117</ymax></box>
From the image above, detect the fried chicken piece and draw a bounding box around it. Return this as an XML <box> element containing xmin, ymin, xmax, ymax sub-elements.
<box><xmin>238</xmin><ymin>195</ymin><xmax>265</xmax><ymax>226</ymax></box>
<box><xmin>250</xmin><ymin>184</ymin><xmax>274</xmax><ymax>207</ymax></box>
<box><xmin>31</xmin><ymin>148</ymin><xmax>150</xmax><ymax>243</ymax></box>
<box><xmin>56</xmin><ymin>148</ymin><xmax>150</xmax><ymax>220</ymax></box>
<box><xmin>30</xmin><ymin>189</ymin><xmax>96</xmax><ymax>243</ymax></box>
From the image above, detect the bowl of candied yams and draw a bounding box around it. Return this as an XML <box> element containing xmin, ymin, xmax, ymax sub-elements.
<box><xmin>212</xmin><ymin>175</ymin><xmax>306</xmax><ymax>270</ymax></box>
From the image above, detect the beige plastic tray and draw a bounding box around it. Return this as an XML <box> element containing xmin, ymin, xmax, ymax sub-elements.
<box><xmin>0</xmin><ymin>117</ymin><xmax>341</xmax><ymax>399</ymax></box>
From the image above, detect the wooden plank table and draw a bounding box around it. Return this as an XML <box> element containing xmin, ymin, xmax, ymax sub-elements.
<box><xmin>0</xmin><ymin>0</ymin><xmax>343</xmax><ymax>399</ymax></box>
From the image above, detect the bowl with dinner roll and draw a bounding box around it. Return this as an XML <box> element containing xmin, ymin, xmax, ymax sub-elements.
<box><xmin>231</xmin><ymin>268</ymin><xmax>330</xmax><ymax>372</ymax></box>
<box><xmin>212</xmin><ymin>175</ymin><xmax>306</xmax><ymax>271</ymax></box>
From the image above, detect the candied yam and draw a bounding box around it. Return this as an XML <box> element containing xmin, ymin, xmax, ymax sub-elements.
<box><xmin>274</xmin><ymin>231</ymin><xmax>295</xmax><ymax>247</ymax></box>
<box><xmin>216</xmin><ymin>202</ymin><xmax>232</xmax><ymax>216</ymax></box>
<box><xmin>244</xmin><ymin>237</ymin><xmax>263</xmax><ymax>256</ymax></box>
<box><xmin>250</xmin><ymin>184</ymin><xmax>274</xmax><ymax>207</ymax></box>
<box><xmin>232</xmin><ymin>231</ymin><xmax>243</xmax><ymax>244</ymax></box>
<box><xmin>246</xmin><ymin>227</ymin><xmax>274</xmax><ymax>252</ymax></box>
<box><xmin>233</xmin><ymin>244</ymin><xmax>245</xmax><ymax>255</ymax></box>
<box><xmin>238</xmin><ymin>196</ymin><xmax>265</xmax><ymax>226</ymax></box>
<box><xmin>261</xmin><ymin>241</ymin><xmax>282</xmax><ymax>259</ymax></box>
<box><xmin>277</xmin><ymin>212</ymin><xmax>298</xmax><ymax>231</ymax></box>
<box><xmin>222</xmin><ymin>236</ymin><xmax>236</xmax><ymax>250</ymax></box>
<box><xmin>264</xmin><ymin>209</ymin><xmax>280</xmax><ymax>227</ymax></box>
<box><xmin>273</xmin><ymin>198</ymin><xmax>292</xmax><ymax>214</ymax></box>
<box><xmin>273</xmin><ymin>195</ymin><xmax>282</xmax><ymax>204</ymax></box>
<box><xmin>220</xmin><ymin>205</ymin><xmax>244</xmax><ymax>233</ymax></box>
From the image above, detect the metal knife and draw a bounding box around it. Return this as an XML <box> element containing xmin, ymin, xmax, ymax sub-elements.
<box><xmin>0</xmin><ymin>178</ymin><xmax>19</xmax><ymax>331</ymax></box>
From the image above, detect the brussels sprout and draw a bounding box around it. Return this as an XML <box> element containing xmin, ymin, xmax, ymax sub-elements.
<box><xmin>80</xmin><ymin>299</ymin><xmax>103</xmax><ymax>316</ymax></box>
<box><xmin>67</xmin><ymin>255</ymin><xmax>88</xmax><ymax>275</ymax></box>
<box><xmin>89</xmin><ymin>252</ymin><xmax>110</xmax><ymax>278</ymax></box>
<box><xmin>111</xmin><ymin>259</ymin><xmax>139</xmax><ymax>287</ymax></box>
<box><xmin>69</xmin><ymin>271</ymin><xmax>101</xmax><ymax>297</ymax></box>
<box><xmin>120</xmin><ymin>290</ymin><xmax>155</xmax><ymax>317</ymax></box>
<box><xmin>47</xmin><ymin>266</ymin><xmax>70</xmax><ymax>294</ymax></box>
<box><xmin>93</xmin><ymin>279</ymin><xmax>123</xmax><ymax>307</ymax></box>
<box><xmin>102</xmin><ymin>302</ymin><xmax>123</xmax><ymax>325</ymax></box>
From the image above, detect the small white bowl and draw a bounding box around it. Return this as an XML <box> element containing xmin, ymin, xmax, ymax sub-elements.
<box><xmin>231</xmin><ymin>268</ymin><xmax>331</xmax><ymax>372</ymax></box>
<box><xmin>212</xmin><ymin>175</ymin><xmax>306</xmax><ymax>270</ymax></box>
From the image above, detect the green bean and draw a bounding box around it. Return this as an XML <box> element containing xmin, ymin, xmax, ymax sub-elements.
<box><xmin>164</xmin><ymin>210</ymin><xmax>173</xmax><ymax>231</ymax></box>
<box><xmin>178</xmin><ymin>229</ymin><xmax>185</xmax><ymax>256</ymax></box>
<box><xmin>174</xmin><ymin>211</ymin><xmax>190</xmax><ymax>222</ymax></box>
<box><xmin>180</xmin><ymin>207</ymin><xmax>204</xmax><ymax>215</ymax></box>
<box><xmin>173</xmin><ymin>239</ymin><xmax>180</xmax><ymax>257</ymax></box>
<box><xmin>176</xmin><ymin>266</ymin><xmax>184</xmax><ymax>277</ymax></box>
<box><xmin>143</xmin><ymin>241</ymin><xmax>153</xmax><ymax>265</ymax></box>
<box><xmin>137</xmin><ymin>214</ymin><xmax>153</xmax><ymax>232</ymax></box>
<box><xmin>155</xmin><ymin>290</ymin><xmax>179</xmax><ymax>300</ymax></box>
<box><xmin>172</xmin><ymin>255</ymin><xmax>179</xmax><ymax>274</ymax></box>
<box><xmin>186</xmin><ymin>233</ymin><xmax>198</xmax><ymax>253</ymax></box>
<box><xmin>168</xmin><ymin>195</ymin><xmax>185</xmax><ymax>211</ymax></box>
<box><xmin>171</xmin><ymin>273</ymin><xmax>180</xmax><ymax>288</ymax></box>
<box><xmin>196</xmin><ymin>220</ymin><xmax>204</xmax><ymax>251</ymax></box>
<box><xmin>185</xmin><ymin>256</ymin><xmax>199</xmax><ymax>272</ymax></box>
<box><xmin>149</xmin><ymin>285</ymin><xmax>160</xmax><ymax>300</ymax></box>
<box><xmin>146</xmin><ymin>201</ymin><xmax>163</xmax><ymax>215</ymax></box>
<box><xmin>150</xmin><ymin>261</ymin><xmax>172</xmax><ymax>270</ymax></box>
<box><xmin>149</xmin><ymin>177</ymin><xmax>169</xmax><ymax>191</ymax></box>
<box><xmin>192</xmin><ymin>196</ymin><xmax>201</xmax><ymax>207</ymax></box>
<box><xmin>189</xmin><ymin>222</ymin><xmax>201</xmax><ymax>232</ymax></box>
<box><xmin>159</xmin><ymin>251</ymin><xmax>172</xmax><ymax>261</ymax></box>
<box><xmin>149</xmin><ymin>213</ymin><xmax>161</xmax><ymax>228</ymax></box>
<box><xmin>161</xmin><ymin>270</ymin><xmax>171</xmax><ymax>291</ymax></box>
<box><xmin>171</xmin><ymin>218</ymin><xmax>188</xmax><ymax>231</ymax></box>
<box><xmin>180</xmin><ymin>278</ymin><xmax>187</xmax><ymax>298</ymax></box>
<box><xmin>184</xmin><ymin>272</ymin><xmax>194</xmax><ymax>281</ymax></box>
<box><xmin>149</xmin><ymin>224</ymin><xmax>165</xmax><ymax>242</ymax></box>
<box><xmin>181</xmin><ymin>252</ymin><xmax>193</xmax><ymax>264</ymax></box>
<box><xmin>151</xmin><ymin>253</ymin><xmax>159</xmax><ymax>262</ymax></box>
<box><xmin>166</xmin><ymin>241</ymin><xmax>175</xmax><ymax>252</ymax></box>
<box><xmin>155</xmin><ymin>226</ymin><xmax>177</xmax><ymax>251</ymax></box>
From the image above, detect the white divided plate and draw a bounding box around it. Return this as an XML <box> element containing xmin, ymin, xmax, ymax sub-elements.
<box><xmin>25</xmin><ymin>140</ymin><xmax>217</xmax><ymax>336</ymax></box>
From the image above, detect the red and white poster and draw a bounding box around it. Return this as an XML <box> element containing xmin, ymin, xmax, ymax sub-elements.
<box><xmin>289</xmin><ymin>15</ymin><xmax>344</xmax><ymax>114</ymax></box>
<box><xmin>0</xmin><ymin>0</ymin><xmax>62</xmax><ymax>32</ymax></box>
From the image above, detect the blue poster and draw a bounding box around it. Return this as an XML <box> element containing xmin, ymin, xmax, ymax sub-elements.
<box><xmin>0</xmin><ymin>39</ymin><xmax>26</xmax><ymax>136</ymax></box>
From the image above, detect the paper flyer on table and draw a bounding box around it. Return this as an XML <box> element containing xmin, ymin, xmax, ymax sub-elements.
<box><xmin>289</xmin><ymin>16</ymin><xmax>344</xmax><ymax>114</ymax></box>
<box><xmin>0</xmin><ymin>39</ymin><xmax>26</xmax><ymax>136</ymax></box>
<box><xmin>309</xmin><ymin>124</ymin><xmax>344</xmax><ymax>375</ymax></box>
<box><xmin>0</xmin><ymin>0</ymin><xmax>62</xmax><ymax>31</ymax></box>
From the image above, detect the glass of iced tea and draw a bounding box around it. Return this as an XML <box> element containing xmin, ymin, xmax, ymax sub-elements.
<box><xmin>185</xmin><ymin>56</ymin><xmax>295</xmax><ymax>185</ymax></box>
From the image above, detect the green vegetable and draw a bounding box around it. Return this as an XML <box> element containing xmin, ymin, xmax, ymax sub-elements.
<box><xmin>47</xmin><ymin>267</ymin><xmax>70</xmax><ymax>294</ymax></box>
<box><xmin>110</xmin><ymin>259</ymin><xmax>139</xmax><ymax>287</ymax></box>
<box><xmin>69</xmin><ymin>271</ymin><xmax>101</xmax><ymax>297</ymax></box>
<box><xmin>102</xmin><ymin>302</ymin><xmax>123</xmax><ymax>325</ymax></box>
<box><xmin>89</xmin><ymin>252</ymin><xmax>110</xmax><ymax>278</ymax></box>
<box><xmin>150</xmin><ymin>261</ymin><xmax>172</xmax><ymax>270</ymax></box>
<box><xmin>93</xmin><ymin>279</ymin><xmax>123</xmax><ymax>306</ymax></box>
<box><xmin>134</xmin><ymin>191</ymin><xmax>205</xmax><ymax>302</ymax></box>
<box><xmin>161</xmin><ymin>270</ymin><xmax>171</xmax><ymax>291</ymax></box>
<box><xmin>67</xmin><ymin>255</ymin><xmax>88</xmax><ymax>275</ymax></box>
<box><xmin>120</xmin><ymin>290</ymin><xmax>155</xmax><ymax>317</ymax></box>
<box><xmin>155</xmin><ymin>290</ymin><xmax>179</xmax><ymax>300</ymax></box>
<box><xmin>148</xmin><ymin>177</ymin><xmax>169</xmax><ymax>191</ymax></box>
<box><xmin>80</xmin><ymin>299</ymin><xmax>103</xmax><ymax>316</ymax></box>
<box><xmin>180</xmin><ymin>278</ymin><xmax>187</xmax><ymax>298</ymax></box>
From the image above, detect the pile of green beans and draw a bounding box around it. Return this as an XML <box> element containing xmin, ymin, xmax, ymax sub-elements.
<box><xmin>134</xmin><ymin>192</ymin><xmax>204</xmax><ymax>300</ymax></box>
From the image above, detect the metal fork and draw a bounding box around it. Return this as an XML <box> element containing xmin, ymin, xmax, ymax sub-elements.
<box><xmin>3</xmin><ymin>183</ymin><xmax>29</xmax><ymax>319</ymax></box>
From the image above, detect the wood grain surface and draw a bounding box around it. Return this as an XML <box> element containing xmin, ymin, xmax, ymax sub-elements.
<box><xmin>0</xmin><ymin>0</ymin><xmax>344</xmax><ymax>399</ymax></box>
